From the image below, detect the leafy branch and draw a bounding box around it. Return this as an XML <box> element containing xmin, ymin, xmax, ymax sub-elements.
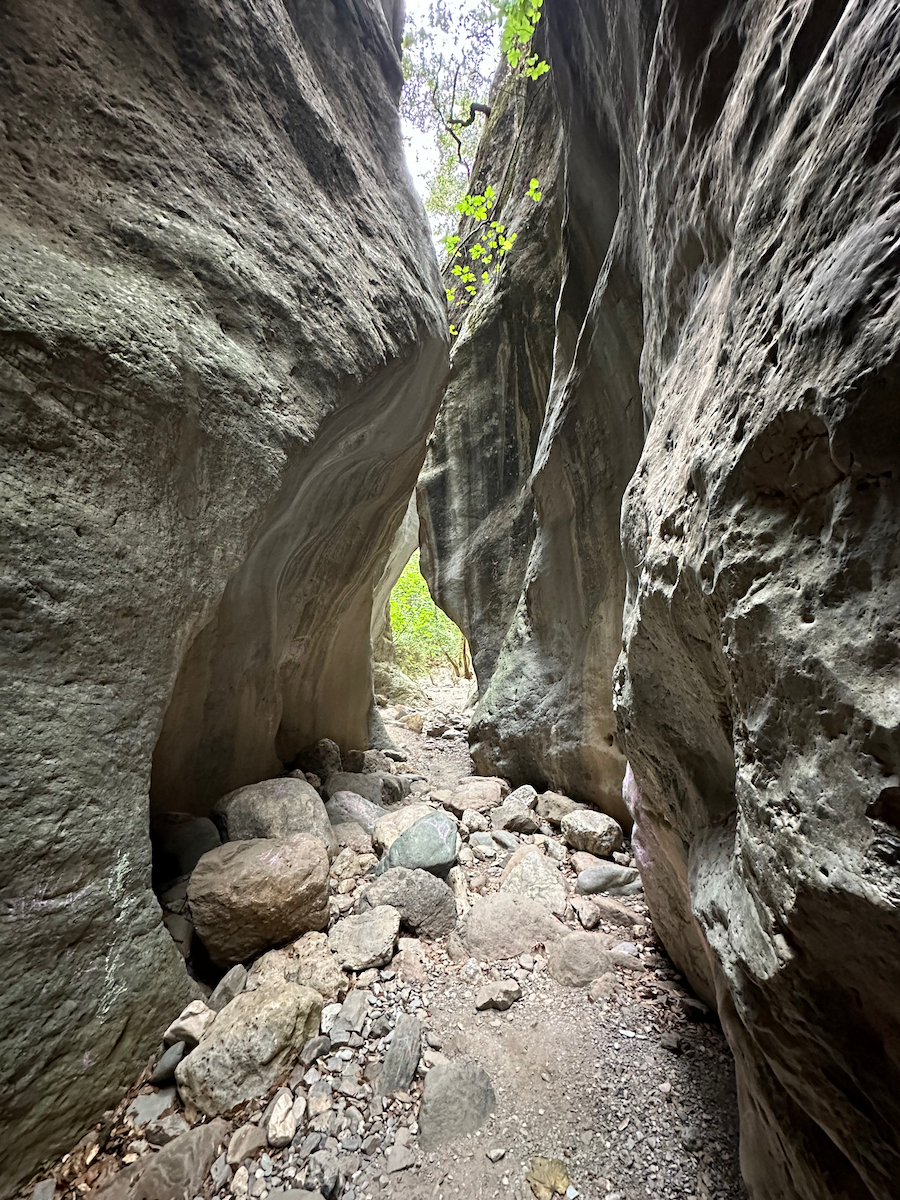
<box><xmin>442</xmin><ymin>178</ymin><xmax>542</xmax><ymax>334</ymax></box>
<box><xmin>494</xmin><ymin>0</ymin><xmax>550</xmax><ymax>79</ymax></box>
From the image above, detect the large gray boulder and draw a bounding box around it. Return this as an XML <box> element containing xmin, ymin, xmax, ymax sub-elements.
<box><xmin>359</xmin><ymin>867</ymin><xmax>458</xmax><ymax>939</ymax></box>
<box><xmin>175</xmin><ymin>984</ymin><xmax>321</xmax><ymax>1115</ymax></box>
<box><xmin>462</xmin><ymin>894</ymin><xmax>566</xmax><ymax>962</ymax></box>
<box><xmin>375</xmin><ymin>812</ymin><xmax>458</xmax><ymax>879</ymax></box>
<box><xmin>189</xmin><ymin>834</ymin><xmax>329</xmax><ymax>965</ymax></box>
<box><xmin>212</xmin><ymin>777</ymin><xmax>338</xmax><ymax>858</ymax></box>
<box><xmin>0</xmin><ymin>0</ymin><xmax>447</xmax><ymax>1189</ymax></box>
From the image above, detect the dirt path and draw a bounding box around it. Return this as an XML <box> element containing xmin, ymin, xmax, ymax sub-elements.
<box><xmin>370</xmin><ymin>679</ymin><xmax>745</xmax><ymax>1200</ymax></box>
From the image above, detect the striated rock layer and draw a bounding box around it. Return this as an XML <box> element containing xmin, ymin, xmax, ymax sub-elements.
<box><xmin>0</xmin><ymin>0</ymin><xmax>446</xmax><ymax>1192</ymax></box>
<box><xmin>613</xmin><ymin>3</ymin><xmax>900</xmax><ymax>1198</ymax></box>
<box><xmin>419</xmin><ymin>53</ymin><xmax>642</xmax><ymax>821</ymax></box>
<box><xmin>425</xmin><ymin>1</ymin><xmax>900</xmax><ymax>1197</ymax></box>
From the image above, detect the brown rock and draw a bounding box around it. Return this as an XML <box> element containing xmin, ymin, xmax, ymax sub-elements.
<box><xmin>570</xmin><ymin>851</ymin><xmax>602</xmax><ymax>875</ymax></box>
<box><xmin>546</xmin><ymin>933</ymin><xmax>613</xmax><ymax>988</ymax></box>
<box><xmin>175</xmin><ymin>983</ymin><xmax>321</xmax><ymax>1115</ymax></box>
<box><xmin>442</xmin><ymin>778</ymin><xmax>506</xmax><ymax>817</ymax></box>
<box><xmin>463</xmin><ymin>894</ymin><xmax>566</xmax><ymax>962</ymax></box>
<box><xmin>189</xmin><ymin>834</ymin><xmax>329</xmax><ymax>966</ymax></box>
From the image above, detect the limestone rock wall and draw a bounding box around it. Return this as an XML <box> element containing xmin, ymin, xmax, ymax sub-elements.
<box><xmin>423</xmin><ymin>0</ymin><xmax>900</xmax><ymax>1196</ymax></box>
<box><xmin>0</xmin><ymin>0</ymin><xmax>446</xmax><ymax>1192</ymax></box>
<box><xmin>419</xmin><ymin>50</ymin><xmax>643</xmax><ymax>822</ymax></box>
<box><xmin>614</xmin><ymin>3</ymin><xmax>900</xmax><ymax>1197</ymax></box>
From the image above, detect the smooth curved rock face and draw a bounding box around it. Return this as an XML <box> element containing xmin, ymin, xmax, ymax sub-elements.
<box><xmin>0</xmin><ymin>0</ymin><xmax>445</xmax><ymax>1188</ymax></box>
<box><xmin>419</xmin><ymin>48</ymin><xmax>643</xmax><ymax>823</ymax></box>
<box><xmin>213</xmin><ymin>778</ymin><xmax>338</xmax><ymax>858</ymax></box>
<box><xmin>189</xmin><ymin>834</ymin><xmax>330</xmax><ymax>966</ymax></box>
<box><xmin>590</xmin><ymin>2</ymin><xmax>899</xmax><ymax>1198</ymax></box>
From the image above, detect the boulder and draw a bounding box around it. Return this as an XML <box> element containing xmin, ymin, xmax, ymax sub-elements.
<box><xmin>175</xmin><ymin>984</ymin><xmax>321</xmax><ymax>1115</ymax></box>
<box><xmin>189</xmin><ymin>834</ymin><xmax>329</xmax><ymax>966</ymax></box>
<box><xmin>325</xmin><ymin>791</ymin><xmax>384</xmax><ymax>836</ymax></box>
<box><xmin>246</xmin><ymin>932</ymin><xmax>348</xmax><ymax>1001</ymax></box>
<box><xmin>212</xmin><ymin>778</ymin><xmax>337</xmax><ymax>858</ymax></box>
<box><xmin>418</xmin><ymin>1060</ymin><xmax>496</xmax><ymax>1149</ymax></box>
<box><xmin>575</xmin><ymin>863</ymin><xmax>640</xmax><ymax>895</ymax></box>
<box><xmin>163</xmin><ymin>1000</ymin><xmax>216</xmax><ymax>1048</ymax></box>
<box><xmin>505</xmin><ymin>784</ymin><xmax>538</xmax><ymax>809</ymax></box>
<box><xmin>490</xmin><ymin>797</ymin><xmax>540</xmax><ymax>835</ymax></box>
<box><xmin>291</xmin><ymin>739</ymin><xmax>342</xmax><ymax>780</ymax></box>
<box><xmin>328</xmin><ymin>906</ymin><xmax>400</xmax><ymax>971</ymax></box>
<box><xmin>343</xmin><ymin>748</ymin><xmax>395</xmax><ymax>774</ymax></box>
<box><xmin>570</xmin><ymin>851</ymin><xmax>603</xmax><ymax>875</ymax></box>
<box><xmin>331</xmin><ymin>820</ymin><xmax>374</xmax><ymax>855</ymax></box>
<box><xmin>372</xmin><ymin>803</ymin><xmax>433</xmax><ymax>852</ymax></box>
<box><xmin>463</xmin><ymin>894</ymin><xmax>566</xmax><ymax>962</ymax></box>
<box><xmin>376</xmin><ymin>812</ymin><xmax>458</xmax><ymax>879</ymax></box>
<box><xmin>441</xmin><ymin>778</ymin><xmax>505</xmax><ymax>817</ymax></box>
<box><xmin>474</xmin><ymin>980</ymin><xmax>522</xmax><ymax>1011</ymax></box>
<box><xmin>359</xmin><ymin>867</ymin><xmax>457</xmax><ymax>939</ymax></box>
<box><xmin>324</xmin><ymin>772</ymin><xmax>401</xmax><ymax>807</ymax></box>
<box><xmin>546</xmin><ymin>933</ymin><xmax>614</xmax><ymax>989</ymax></box>
<box><xmin>535</xmin><ymin>792</ymin><xmax>588</xmax><ymax>828</ymax></box>
<box><xmin>560</xmin><ymin>810</ymin><xmax>623</xmax><ymax>858</ymax></box>
<box><xmin>226</xmin><ymin>1123</ymin><xmax>268</xmax><ymax>1167</ymax></box>
<box><xmin>460</xmin><ymin>809</ymin><xmax>490</xmax><ymax>834</ymax></box>
<box><xmin>499</xmin><ymin>851</ymin><xmax>567</xmax><ymax>916</ymax></box>
<box><xmin>286</xmin><ymin>933</ymin><xmax>350</xmax><ymax>1000</ymax></box>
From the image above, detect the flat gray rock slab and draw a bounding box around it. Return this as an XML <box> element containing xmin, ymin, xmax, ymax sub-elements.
<box><xmin>418</xmin><ymin>1059</ymin><xmax>496</xmax><ymax>1149</ymax></box>
<box><xmin>575</xmin><ymin>863</ymin><xmax>639</xmax><ymax>894</ymax></box>
<box><xmin>378</xmin><ymin>1013</ymin><xmax>422</xmax><ymax>1095</ymax></box>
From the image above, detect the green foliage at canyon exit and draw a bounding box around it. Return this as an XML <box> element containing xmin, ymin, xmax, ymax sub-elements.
<box><xmin>390</xmin><ymin>551</ymin><xmax>467</xmax><ymax>678</ymax></box>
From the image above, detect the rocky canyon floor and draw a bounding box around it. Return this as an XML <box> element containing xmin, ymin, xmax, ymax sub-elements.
<box><xmin>24</xmin><ymin>678</ymin><xmax>746</xmax><ymax>1200</ymax></box>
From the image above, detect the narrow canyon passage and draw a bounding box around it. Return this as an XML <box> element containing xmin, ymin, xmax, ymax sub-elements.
<box><xmin>2</xmin><ymin>2</ymin><xmax>899</xmax><ymax>1200</ymax></box>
